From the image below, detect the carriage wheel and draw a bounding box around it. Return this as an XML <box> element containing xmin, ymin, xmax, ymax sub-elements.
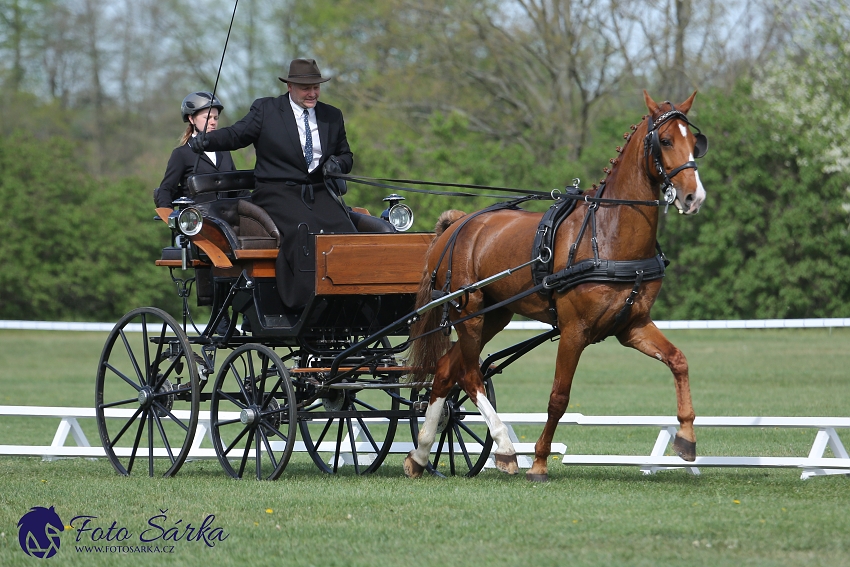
<box><xmin>299</xmin><ymin>387</ymin><xmax>400</xmax><ymax>475</ymax></box>
<box><xmin>209</xmin><ymin>344</ymin><xmax>297</xmax><ymax>480</ymax></box>
<box><xmin>408</xmin><ymin>377</ymin><xmax>496</xmax><ymax>477</ymax></box>
<box><xmin>95</xmin><ymin>307</ymin><xmax>199</xmax><ymax>477</ymax></box>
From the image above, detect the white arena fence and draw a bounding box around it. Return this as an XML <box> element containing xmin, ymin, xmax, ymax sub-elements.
<box><xmin>0</xmin><ymin>406</ymin><xmax>847</xmax><ymax>480</ymax></box>
<box><xmin>1</xmin><ymin>319</ymin><xmax>848</xmax><ymax>478</ymax></box>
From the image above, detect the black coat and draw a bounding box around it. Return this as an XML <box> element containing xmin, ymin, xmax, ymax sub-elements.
<box><xmin>203</xmin><ymin>94</ymin><xmax>353</xmax><ymax>184</ymax></box>
<box><xmin>203</xmin><ymin>94</ymin><xmax>357</xmax><ymax>309</ymax></box>
<box><xmin>154</xmin><ymin>143</ymin><xmax>235</xmax><ymax>208</ymax></box>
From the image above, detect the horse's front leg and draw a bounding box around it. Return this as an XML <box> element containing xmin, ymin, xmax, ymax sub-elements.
<box><xmin>527</xmin><ymin>335</ymin><xmax>583</xmax><ymax>482</ymax></box>
<box><xmin>618</xmin><ymin>320</ymin><xmax>697</xmax><ymax>461</ymax></box>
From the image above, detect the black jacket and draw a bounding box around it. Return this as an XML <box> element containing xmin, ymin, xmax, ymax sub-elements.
<box><xmin>154</xmin><ymin>143</ymin><xmax>235</xmax><ymax>208</ymax></box>
<box><xmin>203</xmin><ymin>94</ymin><xmax>353</xmax><ymax>185</ymax></box>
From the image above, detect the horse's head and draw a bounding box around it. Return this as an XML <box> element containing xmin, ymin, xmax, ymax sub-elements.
<box><xmin>642</xmin><ymin>91</ymin><xmax>708</xmax><ymax>215</ymax></box>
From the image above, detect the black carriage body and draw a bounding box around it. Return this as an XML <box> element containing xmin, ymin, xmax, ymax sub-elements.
<box><xmin>98</xmin><ymin>171</ymin><xmax>497</xmax><ymax>479</ymax></box>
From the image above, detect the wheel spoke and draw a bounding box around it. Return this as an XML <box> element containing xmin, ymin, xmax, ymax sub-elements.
<box><xmin>216</xmin><ymin>417</ymin><xmax>243</xmax><ymax>427</ymax></box>
<box><xmin>453</xmin><ymin>424</ymin><xmax>474</xmax><ymax>470</ymax></box>
<box><xmin>152</xmin><ymin>352</ymin><xmax>183</xmax><ymax>392</ymax></box>
<box><xmin>346</xmin><ymin>418</ymin><xmax>360</xmax><ymax>475</ymax></box>
<box><xmin>448</xmin><ymin>426</ymin><xmax>456</xmax><ymax>476</ymax></box>
<box><xmin>432</xmin><ymin>428</ymin><xmax>448</xmax><ymax>470</ymax></box>
<box><xmin>456</xmin><ymin>419</ymin><xmax>487</xmax><ymax>446</ymax></box>
<box><xmin>153</xmin><ymin>413</ymin><xmax>176</xmax><ymax>464</ymax></box>
<box><xmin>332</xmin><ymin>418</ymin><xmax>345</xmax><ymax>474</ymax></box>
<box><xmin>119</xmin><ymin>329</ymin><xmax>145</xmax><ymax>388</ymax></box>
<box><xmin>108</xmin><ymin>406</ymin><xmax>145</xmax><ymax>447</ymax></box>
<box><xmin>351</xmin><ymin>397</ymin><xmax>380</xmax><ymax>412</ymax></box>
<box><xmin>313</xmin><ymin>418</ymin><xmax>334</xmax><ymax>447</ymax></box>
<box><xmin>222</xmin><ymin>424</ymin><xmax>251</xmax><ymax>457</ymax></box>
<box><xmin>260</xmin><ymin>378</ymin><xmax>284</xmax><ymax>412</ymax></box>
<box><xmin>217</xmin><ymin>389</ymin><xmax>248</xmax><ymax>410</ymax></box>
<box><xmin>259</xmin><ymin>426</ymin><xmax>278</xmax><ymax>472</ymax></box>
<box><xmin>354</xmin><ymin>414</ymin><xmax>381</xmax><ymax>454</ymax></box>
<box><xmin>142</xmin><ymin>314</ymin><xmax>152</xmax><ymax>386</ymax></box>
<box><xmin>99</xmin><ymin>397</ymin><xmax>141</xmax><ymax>410</ymax></box>
<box><xmin>254</xmin><ymin>428</ymin><xmax>261</xmax><ymax>480</ymax></box>
<box><xmin>258</xmin><ymin>356</ymin><xmax>270</xmax><ymax>405</ymax></box>
<box><xmin>237</xmin><ymin>428</ymin><xmax>256</xmax><ymax>478</ymax></box>
<box><xmin>263</xmin><ymin>424</ymin><xmax>290</xmax><ymax>442</ymax></box>
<box><xmin>127</xmin><ymin>409</ymin><xmax>149</xmax><ymax>475</ymax></box>
<box><xmin>150</xmin><ymin>402</ymin><xmax>190</xmax><ymax>433</ymax></box>
<box><xmin>148</xmin><ymin>410</ymin><xmax>155</xmax><ymax>476</ymax></box>
<box><xmin>103</xmin><ymin>362</ymin><xmax>142</xmax><ymax>392</ymax></box>
<box><xmin>246</xmin><ymin>355</ymin><xmax>257</xmax><ymax>404</ymax></box>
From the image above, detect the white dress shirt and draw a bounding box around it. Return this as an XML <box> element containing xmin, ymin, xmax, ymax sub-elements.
<box><xmin>289</xmin><ymin>96</ymin><xmax>323</xmax><ymax>173</ymax></box>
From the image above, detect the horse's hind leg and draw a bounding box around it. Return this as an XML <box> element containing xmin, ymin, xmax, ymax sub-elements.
<box><xmin>404</xmin><ymin>344</ymin><xmax>459</xmax><ymax>478</ymax></box>
<box><xmin>618</xmin><ymin>320</ymin><xmax>697</xmax><ymax>461</ymax></box>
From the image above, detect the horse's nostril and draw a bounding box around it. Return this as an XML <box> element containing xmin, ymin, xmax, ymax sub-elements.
<box><xmin>684</xmin><ymin>194</ymin><xmax>694</xmax><ymax>206</ymax></box>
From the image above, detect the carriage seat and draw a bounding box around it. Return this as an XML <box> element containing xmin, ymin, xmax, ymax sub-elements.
<box><xmin>186</xmin><ymin>171</ymin><xmax>280</xmax><ymax>250</ymax></box>
<box><xmin>203</xmin><ymin>198</ymin><xmax>281</xmax><ymax>250</ymax></box>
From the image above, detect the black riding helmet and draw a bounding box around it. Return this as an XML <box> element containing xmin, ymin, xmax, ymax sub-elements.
<box><xmin>181</xmin><ymin>91</ymin><xmax>223</xmax><ymax>123</ymax></box>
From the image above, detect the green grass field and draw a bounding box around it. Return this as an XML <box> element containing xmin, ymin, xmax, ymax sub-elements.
<box><xmin>0</xmin><ymin>328</ymin><xmax>848</xmax><ymax>566</ymax></box>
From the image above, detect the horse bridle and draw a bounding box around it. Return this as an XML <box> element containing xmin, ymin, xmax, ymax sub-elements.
<box><xmin>643</xmin><ymin>103</ymin><xmax>709</xmax><ymax>208</ymax></box>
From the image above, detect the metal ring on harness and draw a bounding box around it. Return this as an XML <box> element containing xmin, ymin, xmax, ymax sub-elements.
<box><xmin>550</xmin><ymin>188</ymin><xmax>562</xmax><ymax>200</ymax></box>
<box><xmin>538</xmin><ymin>246</ymin><xmax>552</xmax><ymax>264</ymax></box>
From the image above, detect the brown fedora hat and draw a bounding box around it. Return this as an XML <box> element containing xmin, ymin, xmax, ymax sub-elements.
<box><xmin>278</xmin><ymin>58</ymin><xmax>331</xmax><ymax>84</ymax></box>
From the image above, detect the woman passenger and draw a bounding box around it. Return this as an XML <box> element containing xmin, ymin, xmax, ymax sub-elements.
<box><xmin>154</xmin><ymin>92</ymin><xmax>235</xmax><ymax>208</ymax></box>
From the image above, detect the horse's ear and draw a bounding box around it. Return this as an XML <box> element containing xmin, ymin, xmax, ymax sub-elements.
<box><xmin>643</xmin><ymin>90</ymin><xmax>659</xmax><ymax>113</ymax></box>
<box><xmin>678</xmin><ymin>91</ymin><xmax>698</xmax><ymax>114</ymax></box>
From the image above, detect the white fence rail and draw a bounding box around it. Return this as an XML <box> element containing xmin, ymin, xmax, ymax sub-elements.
<box><xmin>1</xmin><ymin>405</ymin><xmax>848</xmax><ymax>480</ymax></box>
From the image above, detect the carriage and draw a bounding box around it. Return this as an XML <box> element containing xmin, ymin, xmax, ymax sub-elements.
<box><xmin>94</xmin><ymin>169</ymin><xmax>509</xmax><ymax>479</ymax></box>
<box><xmin>95</xmin><ymin>91</ymin><xmax>708</xmax><ymax>482</ymax></box>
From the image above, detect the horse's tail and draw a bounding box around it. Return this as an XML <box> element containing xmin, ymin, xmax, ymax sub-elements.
<box><xmin>408</xmin><ymin>209</ymin><xmax>467</xmax><ymax>383</ymax></box>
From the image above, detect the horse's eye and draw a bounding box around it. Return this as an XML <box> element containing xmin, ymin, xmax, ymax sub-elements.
<box><xmin>660</xmin><ymin>138</ymin><xmax>673</xmax><ymax>147</ymax></box>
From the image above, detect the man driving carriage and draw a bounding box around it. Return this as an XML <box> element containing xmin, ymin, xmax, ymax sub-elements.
<box><xmin>189</xmin><ymin>58</ymin><xmax>390</xmax><ymax>310</ymax></box>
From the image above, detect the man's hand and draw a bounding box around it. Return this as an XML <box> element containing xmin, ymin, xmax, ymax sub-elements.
<box><xmin>322</xmin><ymin>156</ymin><xmax>342</xmax><ymax>177</ymax></box>
<box><xmin>188</xmin><ymin>135</ymin><xmax>209</xmax><ymax>154</ymax></box>
<box><xmin>323</xmin><ymin>156</ymin><xmax>346</xmax><ymax>196</ymax></box>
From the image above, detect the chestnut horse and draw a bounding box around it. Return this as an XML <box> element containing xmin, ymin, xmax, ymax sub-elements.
<box><xmin>405</xmin><ymin>91</ymin><xmax>707</xmax><ymax>481</ymax></box>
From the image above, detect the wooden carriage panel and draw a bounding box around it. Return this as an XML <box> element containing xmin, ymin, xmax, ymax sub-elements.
<box><xmin>316</xmin><ymin>233</ymin><xmax>434</xmax><ymax>295</ymax></box>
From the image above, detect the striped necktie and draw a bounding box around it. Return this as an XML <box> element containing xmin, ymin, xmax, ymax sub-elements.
<box><xmin>303</xmin><ymin>109</ymin><xmax>313</xmax><ymax>167</ymax></box>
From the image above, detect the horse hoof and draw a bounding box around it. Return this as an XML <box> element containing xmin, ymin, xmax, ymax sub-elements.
<box><xmin>673</xmin><ymin>435</ymin><xmax>697</xmax><ymax>462</ymax></box>
<box><xmin>526</xmin><ymin>472</ymin><xmax>549</xmax><ymax>482</ymax></box>
<box><xmin>494</xmin><ymin>453</ymin><xmax>519</xmax><ymax>475</ymax></box>
<box><xmin>404</xmin><ymin>452</ymin><xmax>425</xmax><ymax>478</ymax></box>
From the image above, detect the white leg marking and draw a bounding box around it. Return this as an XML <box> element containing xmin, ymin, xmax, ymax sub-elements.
<box><xmin>411</xmin><ymin>397</ymin><xmax>446</xmax><ymax>467</ymax></box>
<box><xmin>655</xmin><ymin>353</ymin><xmax>663</xmax><ymax>361</ymax></box>
<box><xmin>476</xmin><ymin>393</ymin><xmax>516</xmax><ymax>456</ymax></box>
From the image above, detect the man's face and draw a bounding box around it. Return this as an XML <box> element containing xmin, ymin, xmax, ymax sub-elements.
<box><xmin>288</xmin><ymin>83</ymin><xmax>321</xmax><ymax>109</ymax></box>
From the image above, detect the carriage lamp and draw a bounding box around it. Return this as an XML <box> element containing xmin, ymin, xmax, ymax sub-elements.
<box><xmin>381</xmin><ymin>194</ymin><xmax>414</xmax><ymax>232</ymax></box>
<box><xmin>176</xmin><ymin>207</ymin><xmax>204</xmax><ymax>236</ymax></box>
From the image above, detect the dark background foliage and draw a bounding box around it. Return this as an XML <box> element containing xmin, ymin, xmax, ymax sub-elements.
<box><xmin>0</xmin><ymin>0</ymin><xmax>847</xmax><ymax>321</ymax></box>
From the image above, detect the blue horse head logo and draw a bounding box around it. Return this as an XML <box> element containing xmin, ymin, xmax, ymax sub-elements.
<box><xmin>17</xmin><ymin>506</ymin><xmax>63</xmax><ymax>559</ymax></box>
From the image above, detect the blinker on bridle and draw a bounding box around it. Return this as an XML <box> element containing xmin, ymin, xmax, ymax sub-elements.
<box><xmin>643</xmin><ymin>102</ymin><xmax>709</xmax><ymax>213</ymax></box>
